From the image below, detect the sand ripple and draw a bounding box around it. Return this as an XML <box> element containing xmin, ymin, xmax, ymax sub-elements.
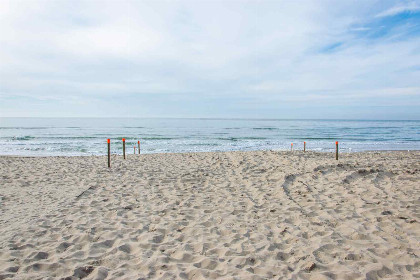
<box><xmin>0</xmin><ymin>151</ymin><xmax>419</xmax><ymax>279</ymax></box>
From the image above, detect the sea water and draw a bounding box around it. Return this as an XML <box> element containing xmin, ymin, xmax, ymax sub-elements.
<box><xmin>0</xmin><ymin>118</ymin><xmax>418</xmax><ymax>156</ymax></box>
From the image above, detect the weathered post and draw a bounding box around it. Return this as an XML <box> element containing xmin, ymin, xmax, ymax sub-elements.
<box><xmin>304</xmin><ymin>141</ymin><xmax>306</xmax><ymax>152</ymax></box>
<box><xmin>122</xmin><ymin>138</ymin><xmax>126</xmax><ymax>159</ymax></box>
<box><xmin>291</xmin><ymin>143</ymin><xmax>293</xmax><ymax>151</ymax></box>
<box><xmin>336</xmin><ymin>141</ymin><xmax>338</xmax><ymax>160</ymax></box>
<box><xmin>107</xmin><ymin>139</ymin><xmax>111</xmax><ymax>168</ymax></box>
<box><xmin>138</xmin><ymin>140</ymin><xmax>140</xmax><ymax>155</ymax></box>
<box><xmin>134</xmin><ymin>146</ymin><xmax>136</xmax><ymax>154</ymax></box>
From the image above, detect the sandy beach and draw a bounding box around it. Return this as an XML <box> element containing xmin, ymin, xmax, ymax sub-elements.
<box><xmin>0</xmin><ymin>151</ymin><xmax>419</xmax><ymax>279</ymax></box>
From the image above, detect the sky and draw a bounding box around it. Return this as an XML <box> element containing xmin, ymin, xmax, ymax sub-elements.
<box><xmin>0</xmin><ymin>0</ymin><xmax>419</xmax><ymax>119</ymax></box>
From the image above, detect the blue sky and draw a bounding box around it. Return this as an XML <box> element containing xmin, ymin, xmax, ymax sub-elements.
<box><xmin>0</xmin><ymin>0</ymin><xmax>419</xmax><ymax>119</ymax></box>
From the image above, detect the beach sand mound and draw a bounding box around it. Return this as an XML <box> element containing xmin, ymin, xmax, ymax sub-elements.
<box><xmin>0</xmin><ymin>151</ymin><xmax>419</xmax><ymax>279</ymax></box>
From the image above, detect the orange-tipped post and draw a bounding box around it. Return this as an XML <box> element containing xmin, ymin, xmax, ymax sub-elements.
<box><xmin>138</xmin><ymin>140</ymin><xmax>140</xmax><ymax>155</ymax></box>
<box><xmin>107</xmin><ymin>139</ymin><xmax>111</xmax><ymax>167</ymax></box>
<box><xmin>122</xmin><ymin>138</ymin><xmax>126</xmax><ymax>159</ymax></box>
<box><xmin>304</xmin><ymin>141</ymin><xmax>306</xmax><ymax>152</ymax></box>
<box><xmin>336</xmin><ymin>141</ymin><xmax>338</xmax><ymax>160</ymax></box>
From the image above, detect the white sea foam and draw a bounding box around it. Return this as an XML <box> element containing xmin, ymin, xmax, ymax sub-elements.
<box><xmin>0</xmin><ymin>118</ymin><xmax>418</xmax><ymax>156</ymax></box>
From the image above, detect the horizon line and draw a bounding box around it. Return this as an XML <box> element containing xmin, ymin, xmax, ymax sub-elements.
<box><xmin>0</xmin><ymin>117</ymin><xmax>419</xmax><ymax>121</ymax></box>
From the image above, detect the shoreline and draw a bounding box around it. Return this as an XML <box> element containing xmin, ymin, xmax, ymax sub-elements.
<box><xmin>0</xmin><ymin>149</ymin><xmax>419</xmax><ymax>158</ymax></box>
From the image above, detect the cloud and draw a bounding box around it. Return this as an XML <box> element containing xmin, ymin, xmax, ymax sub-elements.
<box><xmin>0</xmin><ymin>0</ymin><xmax>419</xmax><ymax>119</ymax></box>
<box><xmin>376</xmin><ymin>2</ymin><xmax>420</xmax><ymax>18</ymax></box>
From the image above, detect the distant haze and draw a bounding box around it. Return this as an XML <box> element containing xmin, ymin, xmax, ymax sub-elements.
<box><xmin>0</xmin><ymin>0</ymin><xmax>419</xmax><ymax>119</ymax></box>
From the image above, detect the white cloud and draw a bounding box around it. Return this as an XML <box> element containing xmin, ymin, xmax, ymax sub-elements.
<box><xmin>376</xmin><ymin>1</ymin><xmax>420</xmax><ymax>17</ymax></box>
<box><xmin>0</xmin><ymin>0</ymin><xmax>419</xmax><ymax>118</ymax></box>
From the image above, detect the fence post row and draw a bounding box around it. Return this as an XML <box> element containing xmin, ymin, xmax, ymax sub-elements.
<box><xmin>107</xmin><ymin>138</ymin><xmax>145</xmax><ymax>166</ymax></box>
<box><xmin>107</xmin><ymin>139</ymin><xmax>341</xmax><ymax>165</ymax></box>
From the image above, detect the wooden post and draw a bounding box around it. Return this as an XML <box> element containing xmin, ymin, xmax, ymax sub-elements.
<box><xmin>134</xmin><ymin>146</ymin><xmax>136</xmax><ymax>154</ymax></box>
<box><xmin>291</xmin><ymin>143</ymin><xmax>293</xmax><ymax>151</ymax></box>
<box><xmin>138</xmin><ymin>140</ymin><xmax>140</xmax><ymax>155</ymax></box>
<box><xmin>107</xmin><ymin>139</ymin><xmax>111</xmax><ymax>168</ymax></box>
<box><xmin>122</xmin><ymin>138</ymin><xmax>126</xmax><ymax>159</ymax></box>
<box><xmin>304</xmin><ymin>141</ymin><xmax>306</xmax><ymax>152</ymax></box>
<box><xmin>336</xmin><ymin>141</ymin><xmax>338</xmax><ymax>160</ymax></box>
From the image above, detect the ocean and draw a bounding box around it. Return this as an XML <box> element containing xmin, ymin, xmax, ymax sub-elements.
<box><xmin>0</xmin><ymin>118</ymin><xmax>418</xmax><ymax>156</ymax></box>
